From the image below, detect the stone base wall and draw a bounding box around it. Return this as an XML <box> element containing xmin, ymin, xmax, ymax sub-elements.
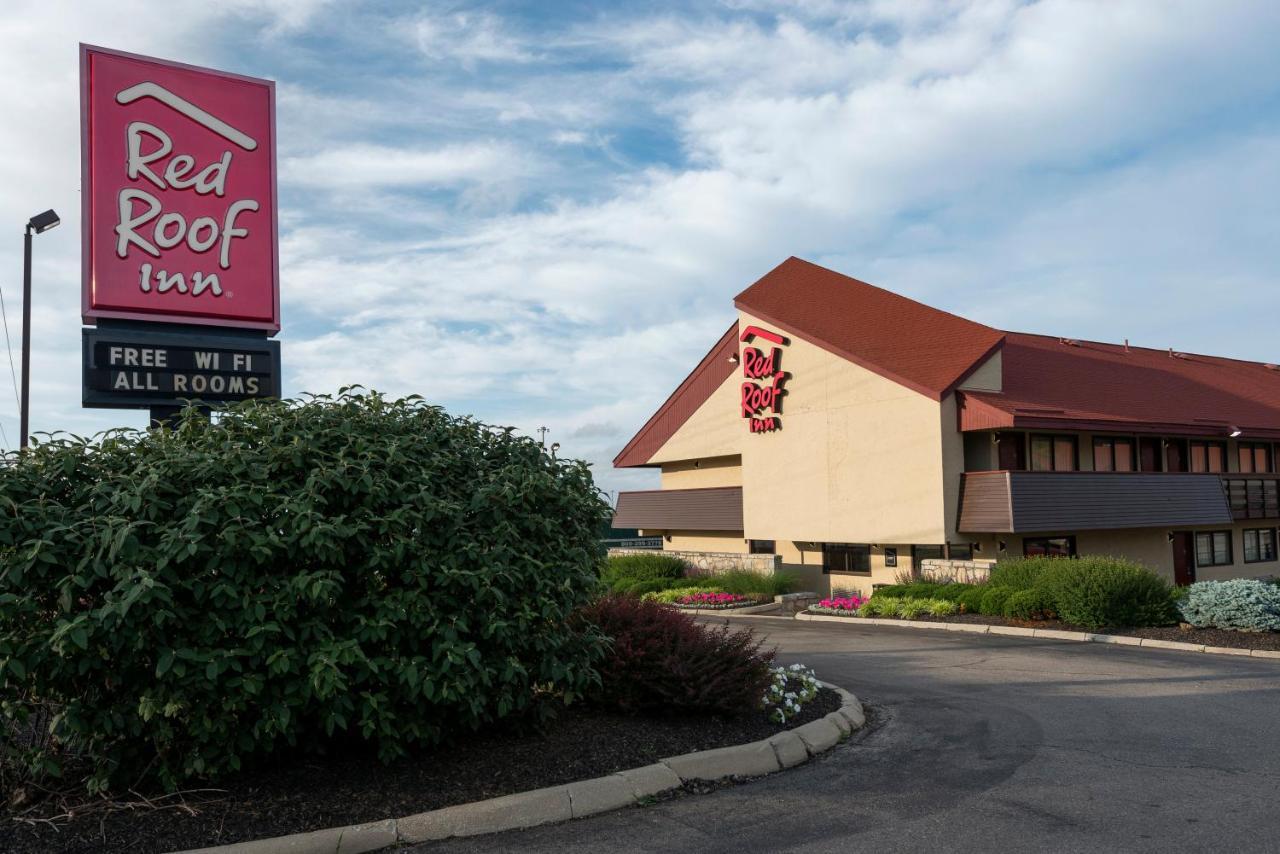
<box><xmin>607</xmin><ymin>548</ymin><xmax>780</xmax><ymax>576</ymax></box>
<box><xmin>920</xmin><ymin>558</ymin><xmax>996</xmax><ymax>584</ymax></box>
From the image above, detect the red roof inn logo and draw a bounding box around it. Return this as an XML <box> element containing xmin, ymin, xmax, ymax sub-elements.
<box><xmin>740</xmin><ymin>325</ymin><xmax>788</xmax><ymax>433</ymax></box>
<box><xmin>81</xmin><ymin>44</ymin><xmax>279</xmax><ymax>331</ymax></box>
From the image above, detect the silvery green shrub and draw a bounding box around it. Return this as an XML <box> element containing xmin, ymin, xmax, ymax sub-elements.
<box><xmin>1178</xmin><ymin>579</ymin><xmax>1280</xmax><ymax>632</ymax></box>
<box><xmin>0</xmin><ymin>391</ymin><xmax>608</xmax><ymax>792</ymax></box>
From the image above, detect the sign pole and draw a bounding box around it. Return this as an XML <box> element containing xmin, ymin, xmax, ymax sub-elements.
<box><xmin>19</xmin><ymin>226</ymin><xmax>31</xmax><ymax>449</ymax></box>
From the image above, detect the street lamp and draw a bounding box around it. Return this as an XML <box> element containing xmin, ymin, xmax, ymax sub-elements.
<box><xmin>20</xmin><ymin>209</ymin><xmax>60</xmax><ymax>449</ymax></box>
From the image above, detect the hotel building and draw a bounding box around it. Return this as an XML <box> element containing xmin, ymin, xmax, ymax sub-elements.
<box><xmin>612</xmin><ymin>258</ymin><xmax>1280</xmax><ymax>595</ymax></box>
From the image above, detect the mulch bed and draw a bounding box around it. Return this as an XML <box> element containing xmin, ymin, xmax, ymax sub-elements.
<box><xmin>813</xmin><ymin>609</ymin><xmax>1280</xmax><ymax>651</ymax></box>
<box><xmin>1</xmin><ymin>688</ymin><xmax>840</xmax><ymax>854</ymax></box>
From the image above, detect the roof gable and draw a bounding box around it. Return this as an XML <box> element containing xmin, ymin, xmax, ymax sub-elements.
<box><xmin>734</xmin><ymin>257</ymin><xmax>1005</xmax><ymax>400</ymax></box>
<box><xmin>613</xmin><ymin>322</ymin><xmax>739</xmax><ymax>468</ymax></box>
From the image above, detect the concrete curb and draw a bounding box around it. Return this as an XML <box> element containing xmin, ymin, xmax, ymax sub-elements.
<box><xmin>171</xmin><ymin>684</ymin><xmax>865</xmax><ymax>853</ymax></box>
<box><xmin>795</xmin><ymin>611</ymin><xmax>1280</xmax><ymax>661</ymax></box>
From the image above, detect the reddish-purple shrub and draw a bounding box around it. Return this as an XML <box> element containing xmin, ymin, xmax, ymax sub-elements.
<box><xmin>575</xmin><ymin>595</ymin><xmax>775</xmax><ymax>715</ymax></box>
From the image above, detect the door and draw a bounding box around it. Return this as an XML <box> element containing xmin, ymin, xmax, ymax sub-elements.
<box><xmin>1171</xmin><ymin>531</ymin><xmax>1195</xmax><ymax>586</ymax></box>
<box><xmin>1166</xmin><ymin>439</ymin><xmax>1188</xmax><ymax>473</ymax></box>
<box><xmin>1139</xmin><ymin>437</ymin><xmax>1162</xmax><ymax>472</ymax></box>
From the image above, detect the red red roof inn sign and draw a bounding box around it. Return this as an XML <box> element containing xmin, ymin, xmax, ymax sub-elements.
<box><xmin>82</xmin><ymin>44</ymin><xmax>278</xmax><ymax>330</ymax></box>
<box><xmin>79</xmin><ymin>44</ymin><xmax>281</xmax><ymax>411</ymax></box>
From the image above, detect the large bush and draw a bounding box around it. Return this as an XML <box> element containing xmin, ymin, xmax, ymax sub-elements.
<box><xmin>1178</xmin><ymin>580</ymin><xmax>1280</xmax><ymax>632</ymax></box>
<box><xmin>0</xmin><ymin>392</ymin><xmax>609</xmax><ymax>792</ymax></box>
<box><xmin>1036</xmin><ymin>557</ymin><xmax>1178</xmax><ymax>630</ymax></box>
<box><xmin>601</xmin><ymin>553</ymin><xmax>687</xmax><ymax>594</ymax></box>
<box><xmin>574</xmin><ymin>595</ymin><xmax>774</xmax><ymax>715</ymax></box>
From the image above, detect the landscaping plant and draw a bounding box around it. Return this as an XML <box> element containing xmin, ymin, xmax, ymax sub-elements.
<box><xmin>601</xmin><ymin>553</ymin><xmax>688</xmax><ymax>594</ymax></box>
<box><xmin>1178</xmin><ymin>579</ymin><xmax>1280</xmax><ymax>632</ymax></box>
<box><xmin>761</xmin><ymin>664</ymin><xmax>821</xmax><ymax>724</ymax></box>
<box><xmin>1036</xmin><ymin>557</ymin><xmax>1178</xmax><ymax>630</ymax></box>
<box><xmin>574</xmin><ymin>594</ymin><xmax>775</xmax><ymax>715</ymax></box>
<box><xmin>1002</xmin><ymin>588</ymin><xmax>1056</xmax><ymax>621</ymax></box>
<box><xmin>979</xmin><ymin>586</ymin><xmax>1013</xmax><ymax>616</ymax></box>
<box><xmin>673</xmin><ymin>592</ymin><xmax>759</xmax><ymax>609</ymax></box>
<box><xmin>0</xmin><ymin>391</ymin><xmax>609</xmax><ymax>793</ymax></box>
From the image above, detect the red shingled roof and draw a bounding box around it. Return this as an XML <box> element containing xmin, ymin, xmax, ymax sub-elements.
<box><xmin>960</xmin><ymin>333</ymin><xmax>1280</xmax><ymax>439</ymax></box>
<box><xmin>734</xmin><ymin>257</ymin><xmax>1006</xmax><ymax>400</ymax></box>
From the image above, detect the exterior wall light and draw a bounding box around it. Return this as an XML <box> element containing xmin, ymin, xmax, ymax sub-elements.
<box><xmin>1229</xmin><ymin>427</ymin><xmax>1242</xmax><ymax>438</ymax></box>
<box><xmin>727</xmin><ymin>354</ymin><xmax>740</xmax><ymax>365</ymax></box>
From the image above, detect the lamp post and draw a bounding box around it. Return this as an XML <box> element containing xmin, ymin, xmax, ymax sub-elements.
<box><xmin>20</xmin><ymin>209</ymin><xmax>60</xmax><ymax>450</ymax></box>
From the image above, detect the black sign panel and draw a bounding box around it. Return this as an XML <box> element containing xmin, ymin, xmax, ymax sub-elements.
<box><xmin>82</xmin><ymin>326</ymin><xmax>281</xmax><ymax>409</ymax></box>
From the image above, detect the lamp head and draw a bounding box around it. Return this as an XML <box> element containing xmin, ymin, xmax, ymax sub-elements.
<box><xmin>27</xmin><ymin>209</ymin><xmax>60</xmax><ymax>235</ymax></box>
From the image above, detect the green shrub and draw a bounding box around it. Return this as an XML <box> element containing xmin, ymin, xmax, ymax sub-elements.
<box><xmin>1038</xmin><ymin>556</ymin><xmax>1178</xmax><ymax>630</ymax></box>
<box><xmin>602</xmin><ymin>553</ymin><xmax>687</xmax><ymax>593</ymax></box>
<box><xmin>872</xmin><ymin>584</ymin><xmax>909</xmax><ymax>598</ymax></box>
<box><xmin>859</xmin><ymin>596</ymin><xmax>901</xmax><ymax>617</ymax></box>
<box><xmin>896</xmin><ymin>599</ymin><xmax>929</xmax><ymax>619</ymax></box>
<box><xmin>0</xmin><ymin>391</ymin><xmax>609</xmax><ymax>793</ymax></box>
<box><xmin>1178</xmin><ymin>580</ymin><xmax>1280</xmax><ymax>632</ymax></box>
<box><xmin>641</xmin><ymin>586</ymin><xmax>725</xmax><ymax>604</ymax></box>
<box><xmin>936</xmin><ymin>583</ymin><xmax>975</xmax><ymax>602</ymax></box>
<box><xmin>925</xmin><ymin>599</ymin><xmax>959</xmax><ymax>617</ymax></box>
<box><xmin>709</xmin><ymin>570</ymin><xmax>799</xmax><ymax>598</ymax></box>
<box><xmin>617</xmin><ymin>575</ymin><xmax>702</xmax><ymax>597</ymax></box>
<box><xmin>956</xmin><ymin>587</ymin><xmax>987</xmax><ymax>614</ymax></box>
<box><xmin>903</xmin><ymin>582</ymin><xmax>942</xmax><ymax>599</ymax></box>
<box><xmin>979</xmin><ymin>587</ymin><xmax>1013</xmax><ymax>615</ymax></box>
<box><xmin>1003</xmin><ymin>588</ymin><xmax>1056</xmax><ymax>621</ymax></box>
<box><xmin>575</xmin><ymin>595</ymin><xmax>774</xmax><ymax>715</ymax></box>
<box><xmin>989</xmin><ymin>557</ymin><xmax>1053</xmax><ymax>591</ymax></box>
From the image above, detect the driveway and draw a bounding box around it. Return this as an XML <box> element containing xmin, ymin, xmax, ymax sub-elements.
<box><xmin>410</xmin><ymin>617</ymin><xmax>1280</xmax><ymax>853</ymax></box>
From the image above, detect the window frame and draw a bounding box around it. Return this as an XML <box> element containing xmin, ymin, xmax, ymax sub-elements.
<box><xmin>822</xmin><ymin>543</ymin><xmax>871</xmax><ymax>575</ymax></box>
<box><xmin>911</xmin><ymin>544</ymin><xmax>944</xmax><ymax>567</ymax></box>
<box><xmin>1022</xmin><ymin>535</ymin><xmax>1078</xmax><ymax>558</ymax></box>
<box><xmin>1243</xmin><ymin>528</ymin><xmax>1277</xmax><ymax>564</ymax></box>
<box><xmin>1092</xmin><ymin>436</ymin><xmax>1136</xmax><ymax>472</ymax></box>
<box><xmin>1237</xmin><ymin>442</ymin><xmax>1273</xmax><ymax>474</ymax></box>
<box><xmin>748</xmin><ymin>539</ymin><xmax>776</xmax><ymax>555</ymax></box>
<box><xmin>1029</xmin><ymin>434</ymin><xmax>1079</xmax><ymax>472</ymax></box>
<box><xmin>1194</xmin><ymin>530</ymin><xmax>1233</xmax><ymax>567</ymax></box>
<box><xmin>1190</xmin><ymin>440</ymin><xmax>1228</xmax><ymax>473</ymax></box>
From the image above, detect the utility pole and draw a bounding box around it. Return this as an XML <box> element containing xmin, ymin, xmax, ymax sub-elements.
<box><xmin>537</xmin><ymin>425</ymin><xmax>549</xmax><ymax>447</ymax></box>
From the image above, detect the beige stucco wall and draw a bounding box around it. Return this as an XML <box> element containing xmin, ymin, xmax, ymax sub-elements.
<box><xmin>737</xmin><ymin>311</ymin><xmax>949</xmax><ymax>544</ymax></box>
<box><xmin>648</xmin><ymin>370</ymin><xmax>743</xmax><ymax>465</ymax></box>
<box><xmin>660</xmin><ymin>455</ymin><xmax>743</xmax><ymax>489</ymax></box>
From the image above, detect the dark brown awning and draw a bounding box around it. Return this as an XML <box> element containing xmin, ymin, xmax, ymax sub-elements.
<box><xmin>957</xmin><ymin>471</ymin><xmax>1234</xmax><ymax>533</ymax></box>
<box><xmin>613</xmin><ymin>487</ymin><xmax>743</xmax><ymax>532</ymax></box>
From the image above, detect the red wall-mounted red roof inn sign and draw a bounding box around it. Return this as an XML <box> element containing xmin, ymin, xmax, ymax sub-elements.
<box><xmin>81</xmin><ymin>44</ymin><xmax>279</xmax><ymax>333</ymax></box>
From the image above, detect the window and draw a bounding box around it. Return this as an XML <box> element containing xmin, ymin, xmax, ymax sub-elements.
<box><xmin>911</xmin><ymin>545</ymin><xmax>944</xmax><ymax>566</ymax></box>
<box><xmin>1093</xmin><ymin>436</ymin><xmax>1135</xmax><ymax>472</ymax></box>
<box><xmin>1023</xmin><ymin>536</ymin><xmax>1077</xmax><ymax>557</ymax></box>
<box><xmin>1194</xmin><ymin>531</ymin><xmax>1232</xmax><ymax>567</ymax></box>
<box><xmin>748</xmin><ymin>539</ymin><xmax>776</xmax><ymax>555</ymax></box>
<box><xmin>822</xmin><ymin>543</ymin><xmax>870</xmax><ymax>574</ymax></box>
<box><xmin>947</xmin><ymin>543</ymin><xmax>974</xmax><ymax>560</ymax></box>
<box><xmin>1030</xmin><ymin>435</ymin><xmax>1078</xmax><ymax>471</ymax></box>
<box><xmin>1238</xmin><ymin>442</ymin><xmax>1273</xmax><ymax>474</ymax></box>
<box><xmin>1243</xmin><ymin>528</ymin><xmax>1277</xmax><ymax>564</ymax></box>
<box><xmin>1190</xmin><ymin>441</ymin><xmax>1227</xmax><ymax>473</ymax></box>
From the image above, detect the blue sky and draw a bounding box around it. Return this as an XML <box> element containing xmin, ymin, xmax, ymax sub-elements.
<box><xmin>1</xmin><ymin>0</ymin><xmax>1279</xmax><ymax>499</ymax></box>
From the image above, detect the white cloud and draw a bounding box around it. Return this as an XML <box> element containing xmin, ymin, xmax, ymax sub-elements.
<box><xmin>2</xmin><ymin>0</ymin><xmax>1279</xmax><ymax>506</ymax></box>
